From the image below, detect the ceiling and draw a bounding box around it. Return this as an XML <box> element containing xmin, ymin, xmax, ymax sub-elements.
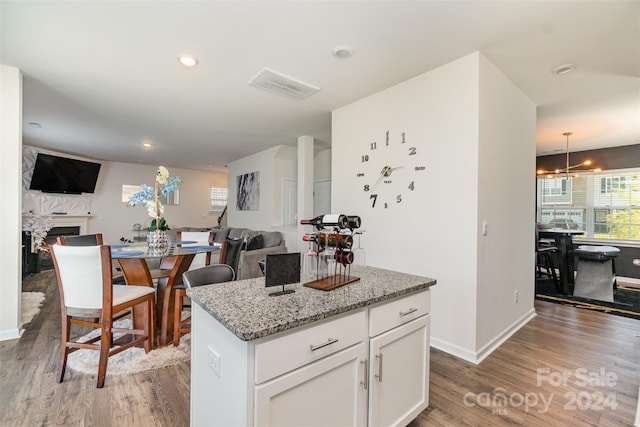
<box><xmin>1</xmin><ymin>1</ymin><xmax>638</xmax><ymax>172</ymax></box>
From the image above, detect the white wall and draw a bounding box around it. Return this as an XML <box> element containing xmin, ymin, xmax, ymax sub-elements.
<box><xmin>227</xmin><ymin>146</ymin><xmax>279</xmax><ymax>231</ymax></box>
<box><xmin>475</xmin><ymin>54</ymin><xmax>536</xmax><ymax>358</ymax></box>
<box><xmin>227</xmin><ymin>143</ymin><xmax>332</xmax><ymax>252</ymax></box>
<box><xmin>314</xmin><ymin>149</ymin><xmax>331</xmax><ymax>181</ymax></box>
<box><xmin>331</xmin><ymin>52</ymin><xmax>535</xmax><ymax>362</ymax></box>
<box><xmin>22</xmin><ymin>145</ymin><xmax>227</xmax><ymax>244</ymax></box>
<box><xmin>90</xmin><ymin>162</ymin><xmax>226</xmax><ymax>243</ymax></box>
<box><xmin>0</xmin><ymin>65</ymin><xmax>23</xmax><ymax>341</ymax></box>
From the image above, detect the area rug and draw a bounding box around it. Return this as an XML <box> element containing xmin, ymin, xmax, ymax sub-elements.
<box><xmin>536</xmin><ymin>278</ymin><xmax>640</xmax><ymax>321</ymax></box>
<box><xmin>67</xmin><ymin>319</ymin><xmax>190</xmax><ymax>376</ymax></box>
<box><xmin>21</xmin><ymin>291</ymin><xmax>45</xmax><ymax>327</ymax></box>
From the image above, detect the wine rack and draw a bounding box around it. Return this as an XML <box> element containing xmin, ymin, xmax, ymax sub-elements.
<box><xmin>300</xmin><ymin>214</ymin><xmax>361</xmax><ymax>291</ymax></box>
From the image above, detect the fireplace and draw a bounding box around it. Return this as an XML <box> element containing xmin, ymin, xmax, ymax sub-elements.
<box><xmin>38</xmin><ymin>226</ymin><xmax>81</xmax><ymax>271</ymax></box>
<box><xmin>22</xmin><ymin>214</ymin><xmax>92</xmax><ymax>274</ymax></box>
<box><xmin>45</xmin><ymin>226</ymin><xmax>81</xmax><ymax>245</ymax></box>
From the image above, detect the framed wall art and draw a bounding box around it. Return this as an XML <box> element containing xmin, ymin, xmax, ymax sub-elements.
<box><xmin>236</xmin><ymin>171</ymin><xmax>260</xmax><ymax>210</ymax></box>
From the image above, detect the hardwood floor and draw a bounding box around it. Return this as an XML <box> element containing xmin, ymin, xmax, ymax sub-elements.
<box><xmin>2</xmin><ymin>271</ymin><xmax>638</xmax><ymax>426</ymax></box>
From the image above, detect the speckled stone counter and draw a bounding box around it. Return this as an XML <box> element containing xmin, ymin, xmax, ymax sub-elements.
<box><xmin>187</xmin><ymin>264</ymin><xmax>436</xmax><ymax>341</ymax></box>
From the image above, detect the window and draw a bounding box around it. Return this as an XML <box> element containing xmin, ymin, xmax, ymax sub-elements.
<box><xmin>540</xmin><ymin>178</ymin><xmax>571</xmax><ymax>204</ymax></box>
<box><xmin>210</xmin><ymin>187</ymin><xmax>228</xmax><ymax>211</ymax></box>
<box><xmin>122</xmin><ymin>184</ymin><xmax>178</xmax><ymax>204</ymax></box>
<box><xmin>536</xmin><ymin>169</ymin><xmax>640</xmax><ymax>242</ymax></box>
<box><xmin>600</xmin><ymin>176</ymin><xmax>626</xmax><ymax>194</ymax></box>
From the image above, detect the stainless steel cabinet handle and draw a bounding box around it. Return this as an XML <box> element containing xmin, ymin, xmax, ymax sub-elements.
<box><xmin>360</xmin><ymin>359</ymin><xmax>368</xmax><ymax>390</ymax></box>
<box><xmin>375</xmin><ymin>353</ymin><xmax>383</xmax><ymax>382</ymax></box>
<box><xmin>309</xmin><ymin>337</ymin><xmax>339</xmax><ymax>351</ymax></box>
<box><xmin>400</xmin><ymin>307</ymin><xmax>418</xmax><ymax>317</ymax></box>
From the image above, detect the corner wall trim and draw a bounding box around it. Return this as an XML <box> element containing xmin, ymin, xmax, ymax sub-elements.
<box><xmin>431</xmin><ymin>308</ymin><xmax>537</xmax><ymax>364</ymax></box>
<box><xmin>475</xmin><ymin>308</ymin><xmax>536</xmax><ymax>364</ymax></box>
<box><xmin>0</xmin><ymin>328</ymin><xmax>22</xmax><ymax>341</ymax></box>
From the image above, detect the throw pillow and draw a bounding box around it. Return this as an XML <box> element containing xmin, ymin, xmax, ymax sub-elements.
<box><xmin>226</xmin><ymin>236</ymin><xmax>247</xmax><ymax>251</ymax></box>
<box><xmin>240</xmin><ymin>229</ymin><xmax>260</xmax><ymax>242</ymax></box>
<box><xmin>246</xmin><ymin>234</ymin><xmax>264</xmax><ymax>251</ymax></box>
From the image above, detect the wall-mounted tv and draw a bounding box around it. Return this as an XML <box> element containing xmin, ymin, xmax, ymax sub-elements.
<box><xmin>29</xmin><ymin>153</ymin><xmax>101</xmax><ymax>194</ymax></box>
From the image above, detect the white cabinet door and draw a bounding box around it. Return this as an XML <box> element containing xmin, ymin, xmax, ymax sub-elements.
<box><xmin>369</xmin><ymin>315</ymin><xmax>430</xmax><ymax>427</ymax></box>
<box><xmin>255</xmin><ymin>343</ymin><xmax>368</xmax><ymax>427</ymax></box>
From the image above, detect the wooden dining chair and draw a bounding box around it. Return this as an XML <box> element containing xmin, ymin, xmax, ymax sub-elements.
<box><xmin>50</xmin><ymin>244</ymin><xmax>155</xmax><ymax>388</ymax></box>
<box><xmin>535</xmin><ymin>224</ymin><xmax>560</xmax><ymax>292</ymax></box>
<box><xmin>57</xmin><ymin>233</ymin><xmax>103</xmax><ymax>246</ymax></box>
<box><xmin>176</xmin><ymin>231</ymin><xmax>215</xmax><ymax>270</ymax></box>
<box><xmin>170</xmin><ymin>239</ymin><xmax>241</xmax><ymax>346</ymax></box>
<box><xmin>172</xmin><ymin>263</ymin><xmax>235</xmax><ymax>346</ymax></box>
<box><xmin>220</xmin><ymin>238</ymin><xmax>243</xmax><ymax>278</ymax></box>
<box><xmin>158</xmin><ymin>253</ymin><xmax>196</xmax><ymax>346</ymax></box>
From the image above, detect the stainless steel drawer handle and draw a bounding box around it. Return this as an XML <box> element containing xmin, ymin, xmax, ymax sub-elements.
<box><xmin>310</xmin><ymin>337</ymin><xmax>339</xmax><ymax>351</ymax></box>
<box><xmin>375</xmin><ymin>353</ymin><xmax>383</xmax><ymax>382</ymax></box>
<box><xmin>360</xmin><ymin>359</ymin><xmax>368</xmax><ymax>390</ymax></box>
<box><xmin>400</xmin><ymin>307</ymin><xmax>418</xmax><ymax>317</ymax></box>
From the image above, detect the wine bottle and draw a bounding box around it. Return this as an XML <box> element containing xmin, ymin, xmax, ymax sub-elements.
<box><xmin>300</xmin><ymin>214</ymin><xmax>348</xmax><ymax>229</ymax></box>
<box><xmin>318</xmin><ymin>233</ymin><xmax>353</xmax><ymax>249</ymax></box>
<box><xmin>346</xmin><ymin>215</ymin><xmax>361</xmax><ymax>229</ymax></box>
<box><xmin>335</xmin><ymin>249</ymin><xmax>354</xmax><ymax>266</ymax></box>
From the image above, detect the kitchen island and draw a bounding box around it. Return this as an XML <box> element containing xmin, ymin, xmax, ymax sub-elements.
<box><xmin>188</xmin><ymin>264</ymin><xmax>436</xmax><ymax>426</ymax></box>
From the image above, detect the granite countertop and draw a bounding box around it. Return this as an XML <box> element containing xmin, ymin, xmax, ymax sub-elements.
<box><xmin>187</xmin><ymin>265</ymin><xmax>436</xmax><ymax>341</ymax></box>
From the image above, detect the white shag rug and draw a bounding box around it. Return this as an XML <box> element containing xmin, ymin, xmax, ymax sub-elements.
<box><xmin>67</xmin><ymin>318</ymin><xmax>190</xmax><ymax>376</ymax></box>
<box><xmin>21</xmin><ymin>291</ymin><xmax>45</xmax><ymax>327</ymax></box>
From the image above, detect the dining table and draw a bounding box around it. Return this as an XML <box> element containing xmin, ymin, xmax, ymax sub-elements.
<box><xmin>110</xmin><ymin>241</ymin><xmax>221</xmax><ymax>346</ymax></box>
<box><xmin>538</xmin><ymin>228</ymin><xmax>584</xmax><ymax>294</ymax></box>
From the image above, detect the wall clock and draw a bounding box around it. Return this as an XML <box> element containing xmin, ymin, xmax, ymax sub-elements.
<box><xmin>357</xmin><ymin>131</ymin><xmax>426</xmax><ymax>209</ymax></box>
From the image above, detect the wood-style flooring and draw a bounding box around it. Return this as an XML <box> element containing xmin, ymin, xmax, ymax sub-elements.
<box><xmin>1</xmin><ymin>271</ymin><xmax>639</xmax><ymax>426</ymax></box>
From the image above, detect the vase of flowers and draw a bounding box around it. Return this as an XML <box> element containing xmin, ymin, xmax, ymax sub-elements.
<box><xmin>127</xmin><ymin>166</ymin><xmax>182</xmax><ymax>251</ymax></box>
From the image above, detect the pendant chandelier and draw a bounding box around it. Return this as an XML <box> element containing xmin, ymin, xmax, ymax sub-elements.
<box><xmin>536</xmin><ymin>132</ymin><xmax>601</xmax><ymax>179</ymax></box>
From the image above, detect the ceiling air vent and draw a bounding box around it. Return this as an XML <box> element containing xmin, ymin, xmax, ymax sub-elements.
<box><xmin>248</xmin><ymin>68</ymin><xmax>319</xmax><ymax>101</ymax></box>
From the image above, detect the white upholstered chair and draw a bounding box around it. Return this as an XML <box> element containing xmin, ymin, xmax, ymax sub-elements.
<box><xmin>176</xmin><ymin>231</ymin><xmax>215</xmax><ymax>270</ymax></box>
<box><xmin>50</xmin><ymin>244</ymin><xmax>155</xmax><ymax>388</ymax></box>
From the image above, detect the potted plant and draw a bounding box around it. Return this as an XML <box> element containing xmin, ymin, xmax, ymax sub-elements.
<box><xmin>127</xmin><ymin>166</ymin><xmax>182</xmax><ymax>250</ymax></box>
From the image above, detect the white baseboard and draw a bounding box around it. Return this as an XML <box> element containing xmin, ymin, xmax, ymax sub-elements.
<box><xmin>431</xmin><ymin>308</ymin><xmax>537</xmax><ymax>365</ymax></box>
<box><xmin>475</xmin><ymin>308</ymin><xmax>537</xmax><ymax>364</ymax></box>
<box><xmin>0</xmin><ymin>327</ymin><xmax>23</xmax><ymax>341</ymax></box>
<box><xmin>430</xmin><ymin>337</ymin><xmax>478</xmax><ymax>363</ymax></box>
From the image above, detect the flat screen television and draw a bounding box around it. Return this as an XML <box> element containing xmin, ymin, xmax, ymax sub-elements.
<box><xmin>29</xmin><ymin>153</ymin><xmax>101</xmax><ymax>194</ymax></box>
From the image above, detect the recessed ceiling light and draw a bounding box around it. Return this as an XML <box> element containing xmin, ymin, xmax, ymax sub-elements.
<box><xmin>178</xmin><ymin>54</ymin><xmax>198</xmax><ymax>67</ymax></box>
<box><xmin>142</xmin><ymin>140</ymin><xmax>153</xmax><ymax>148</ymax></box>
<box><xmin>333</xmin><ymin>45</ymin><xmax>353</xmax><ymax>59</ymax></box>
<box><xmin>551</xmin><ymin>63</ymin><xmax>575</xmax><ymax>75</ymax></box>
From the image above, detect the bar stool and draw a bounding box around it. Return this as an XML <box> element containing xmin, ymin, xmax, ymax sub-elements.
<box><xmin>571</xmin><ymin>245</ymin><xmax>620</xmax><ymax>302</ymax></box>
<box><xmin>535</xmin><ymin>224</ymin><xmax>559</xmax><ymax>291</ymax></box>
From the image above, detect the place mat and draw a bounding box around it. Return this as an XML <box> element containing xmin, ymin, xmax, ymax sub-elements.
<box><xmin>172</xmin><ymin>240</ymin><xmax>197</xmax><ymax>245</ymax></box>
<box><xmin>111</xmin><ymin>250</ymin><xmax>145</xmax><ymax>258</ymax></box>
<box><xmin>179</xmin><ymin>246</ymin><xmax>217</xmax><ymax>252</ymax></box>
<box><xmin>107</xmin><ymin>243</ymin><xmax>130</xmax><ymax>249</ymax></box>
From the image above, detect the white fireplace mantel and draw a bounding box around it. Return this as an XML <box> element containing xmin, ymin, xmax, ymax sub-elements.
<box><xmin>24</xmin><ymin>214</ymin><xmax>93</xmax><ymax>235</ymax></box>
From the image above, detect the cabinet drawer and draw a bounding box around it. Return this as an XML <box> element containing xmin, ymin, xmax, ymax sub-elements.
<box><xmin>255</xmin><ymin>310</ymin><xmax>367</xmax><ymax>384</ymax></box>
<box><xmin>369</xmin><ymin>290</ymin><xmax>430</xmax><ymax>337</ymax></box>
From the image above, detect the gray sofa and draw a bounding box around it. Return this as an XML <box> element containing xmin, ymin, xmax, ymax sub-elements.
<box><xmin>169</xmin><ymin>226</ymin><xmax>287</xmax><ymax>279</ymax></box>
<box><xmin>212</xmin><ymin>227</ymin><xmax>287</xmax><ymax>279</ymax></box>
